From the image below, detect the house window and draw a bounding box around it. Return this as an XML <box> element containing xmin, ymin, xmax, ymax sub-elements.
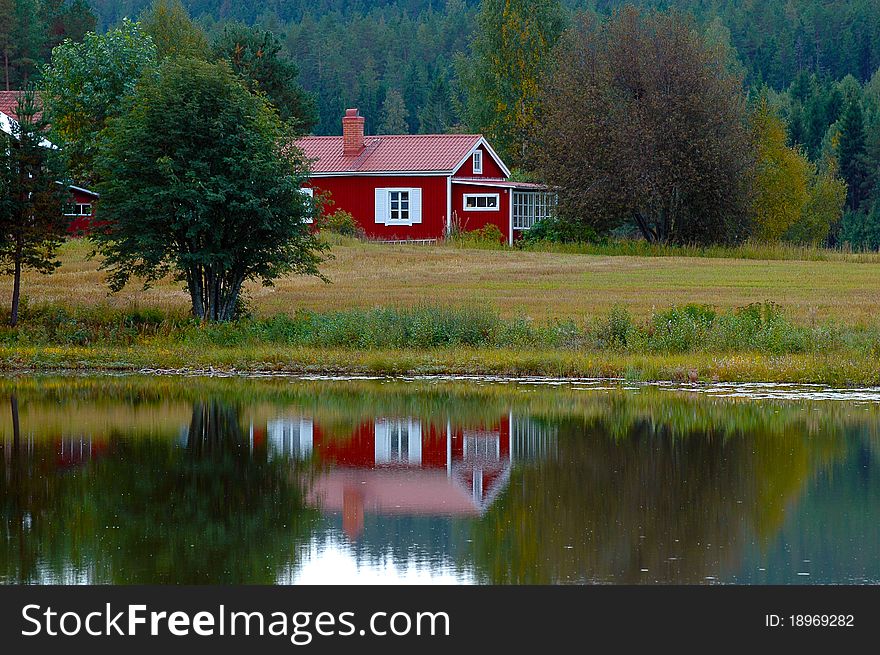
<box><xmin>65</xmin><ymin>203</ymin><xmax>92</xmax><ymax>217</ymax></box>
<box><xmin>463</xmin><ymin>193</ymin><xmax>499</xmax><ymax>211</ymax></box>
<box><xmin>299</xmin><ymin>187</ymin><xmax>314</xmax><ymax>224</ymax></box>
<box><xmin>390</xmin><ymin>190</ymin><xmax>410</xmax><ymax>222</ymax></box>
<box><xmin>472</xmin><ymin>150</ymin><xmax>483</xmax><ymax>174</ymax></box>
<box><xmin>513</xmin><ymin>191</ymin><xmax>557</xmax><ymax>230</ymax></box>
<box><xmin>375</xmin><ymin>187</ymin><xmax>422</xmax><ymax>225</ymax></box>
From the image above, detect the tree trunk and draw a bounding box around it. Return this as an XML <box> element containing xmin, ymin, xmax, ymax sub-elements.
<box><xmin>3</xmin><ymin>47</ymin><xmax>9</xmax><ymax>92</ymax></box>
<box><xmin>187</xmin><ymin>267</ymin><xmax>244</xmax><ymax>322</ymax></box>
<box><xmin>9</xmin><ymin>242</ymin><xmax>21</xmax><ymax>327</ymax></box>
<box><xmin>634</xmin><ymin>212</ymin><xmax>658</xmax><ymax>243</ymax></box>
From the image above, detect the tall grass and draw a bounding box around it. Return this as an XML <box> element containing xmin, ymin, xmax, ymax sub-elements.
<box><xmin>1</xmin><ymin>301</ymin><xmax>878</xmax><ymax>359</ymax></box>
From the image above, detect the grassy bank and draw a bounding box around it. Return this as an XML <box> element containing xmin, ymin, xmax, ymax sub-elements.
<box><xmin>3</xmin><ymin>238</ymin><xmax>880</xmax><ymax>325</ymax></box>
<box><xmin>1</xmin><ymin>303</ymin><xmax>878</xmax><ymax>384</ymax></box>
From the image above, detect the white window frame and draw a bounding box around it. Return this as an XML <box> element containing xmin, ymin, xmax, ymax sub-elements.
<box><xmin>512</xmin><ymin>191</ymin><xmax>557</xmax><ymax>230</ymax></box>
<box><xmin>472</xmin><ymin>150</ymin><xmax>483</xmax><ymax>175</ymax></box>
<box><xmin>64</xmin><ymin>203</ymin><xmax>92</xmax><ymax>217</ymax></box>
<box><xmin>299</xmin><ymin>187</ymin><xmax>314</xmax><ymax>224</ymax></box>
<box><xmin>463</xmin><ymin>193</ymin><xmax>500</xmax><ymax>212</ymax></box>
<box><xmin>389</xmin><ymin>189</ymin><xmax>411</xmax><ymax>223</ymax></box>
<box><xmin>375</xmin><ymin>187</ymin><xmax>422</xmax><ymax>226</ymax></box>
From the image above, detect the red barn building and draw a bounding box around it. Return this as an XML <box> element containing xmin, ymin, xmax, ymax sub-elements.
<box><xmin>1</xmin><ymin>91</ymin><xmax>98</xmax><ymax>235</ymax></box>
<box><xmin>296</xmin><ymin>109</ymin><xmax>555</xmax><ymax>244</ymax></box>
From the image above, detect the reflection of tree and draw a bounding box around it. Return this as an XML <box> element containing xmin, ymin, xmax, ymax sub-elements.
<box><xmin>1</xmin><ymin>395</ymin><xmax>95</xmax><ymax>583</ymax></box>
<box><xmin>1</xmin><ymin>397</ymin><xmax>318</xmax><ymax>584</ymax></box>
<box><xmin>470</xmin><ymin>416</ymin><xmax>845</xmax><ymax>584</ymax></box>
<box><xmin>86</xmin><ymin>400</ymin><xmax>318</xmax><ymax>583</ymax></box>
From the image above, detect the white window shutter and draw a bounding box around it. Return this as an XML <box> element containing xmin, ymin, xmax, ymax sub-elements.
<box><xmin>375</xmin><ymin>188</ymin><xmax>388</xmax><ymax>224</ymax></box>
<box><xmin>410</xmin><ymin>188</ymin><xmax>422</xmax><ymax>224</ymax></box>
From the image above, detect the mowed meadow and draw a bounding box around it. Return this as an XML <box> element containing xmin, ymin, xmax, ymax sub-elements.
<box><xmin>3</xmin><ymin>238</ymin><xmax>879</xmax><ymax>326</ymax></box>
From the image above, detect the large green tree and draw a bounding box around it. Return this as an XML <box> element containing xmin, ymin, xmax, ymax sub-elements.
<box><xmin>93</xmin><ymin>57</ymin><xmax>326</xmax><ymax>322</ymax></box>
<box><xmin>40</xmin><ymin>19</ymin><xmax>158</xmax><ymax>184</ymax></box>
<box><xmin>0</xmin><ymin>88</ymin><xmax>67</xmax><ymax>326</ymax></box>
<box><xmin>461</xmin><ymin>0</ymin><xmax>566</xmax><ymax>166</ymax></box>
<box><xmin>534</xmin><ymin>9</ymin><xmax>755</xmax><ymax>245</ymax></box>
<box><xmin>212</xmin><ymin>23</ymin><xmax>316</xmax><ymax>131</ymax></box>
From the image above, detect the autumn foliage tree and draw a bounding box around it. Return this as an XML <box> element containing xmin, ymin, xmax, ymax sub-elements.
<box><xmin>534</xmin><ymin>9</ymin><xmax>755</xmax><ymax>245</ymax></box>
<box><xmin>751</xmin><ymin>99</ymin><xmax>812</xmax><ymax>241</ymax></box>
<box><xmin>141</xmin><ymin>0</ymin><xmax>210</xmax><ymax>60</ymax></box>
<box><xmin>751</xmin><ymin>99</ymin><xmax>846</xmax><ymax>245</ymax></box>
<box><xmin>462</xmin><ymin>0</ymin><xmax>566</xmax><ymax>167</ymax></box>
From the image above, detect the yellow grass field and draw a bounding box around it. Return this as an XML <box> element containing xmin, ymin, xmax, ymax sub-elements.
<box><xmin>1</xmin><ymin>238</ymin><xmax>878</xmax><ymax>325</ymax></box>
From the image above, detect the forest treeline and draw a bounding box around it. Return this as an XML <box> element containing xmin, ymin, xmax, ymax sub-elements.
<box><xmin>4</xmin><ymin>0</ymin><xmax>880</xmax><ymax>262</ymax></box>
<box><xmin>6</xmin><ymin>1</ymin><xmax>880</xmax><ymax>133</ymax></box>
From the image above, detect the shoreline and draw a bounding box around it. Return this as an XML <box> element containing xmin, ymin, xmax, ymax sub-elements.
<box><xmin>2</xmin><ymin>345</ymin><xmax>878</xmax><ymax>386</ymax></box>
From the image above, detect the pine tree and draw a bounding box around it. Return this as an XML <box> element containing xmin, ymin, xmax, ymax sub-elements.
<box><xmin>0</xmin><ymin>87</ymin><xmax>67</xmax><ymax>326</ymax></box>
<box><xmin>380</xmin><ymin>88</ymin><xmax>409</xmax><ymax>135</ymax></box>
<box><xmin>0</xmin><ymin>0</ymin><xmax>14</xmax><ymax>91</ymax></box>
<box><xmin>418</xmin><ymin>74</ymin><xmax>457</xmax><ymax>134</ymax></box>
<box><xmin>838</xmin><ymin>95</ymin><xmax>872</xmax><ymax>210</ymax></box>
<box><xmin>213</xmin><ymin>23</ymin><xmax>317</xmax><ymax>131</ymax></box>
<box><xmin>10</xmin><ymin>0</ymin><xmax>46</xmax><ymax>86</ymax></box>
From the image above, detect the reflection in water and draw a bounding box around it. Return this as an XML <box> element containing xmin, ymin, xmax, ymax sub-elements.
<box><xmin>1</xmin><ymin>377</ymin><xmax>879</xmax><ymax>584</ymax></box>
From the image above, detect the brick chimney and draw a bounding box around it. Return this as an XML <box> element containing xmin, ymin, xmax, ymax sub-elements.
<box><xmin>342</xmin><ymin>108</ymin><xmax>365</xmax><ymax>156</ymax></box>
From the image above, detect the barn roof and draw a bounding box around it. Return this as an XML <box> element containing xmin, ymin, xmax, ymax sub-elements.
<box><xmin>295</xmin><ymin>133</ymin><xmax>486</xmax><ymax>175</ymax></box>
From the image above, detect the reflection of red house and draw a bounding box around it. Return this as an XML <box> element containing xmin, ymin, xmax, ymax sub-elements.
<box><xmin>266</xmin><ymin>415</ymin><xmax>512</xmax><ymax>539</ymax></box>
<box><xmin>53</xmin><ymin>435</ymin><xmax>109</xmax><ymax>469</ymax></box>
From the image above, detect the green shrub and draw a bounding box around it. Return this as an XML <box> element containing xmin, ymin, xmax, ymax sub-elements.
<box><xmin>596</xmin><ymin>306</ymin><xmax>633</xmax><ymax>348</ymax></box>
<box><xmin>647</xmin><ymin>305</ymin><xmax>717</xmax><ymax>353</ymax></box>
<box><xmin>320</xmin><ymin>210</ymin><xmax>365</xmax><ymax>238</ymax></box>
<box><xmin>450</xmin><ymin>224</ymin><xmax>505</xmax><ymax>247</ymax></box>
<box><xmin>519</xmin><ymin>215</ymin><xmax>601</xmax><ymax>244</ymax></box>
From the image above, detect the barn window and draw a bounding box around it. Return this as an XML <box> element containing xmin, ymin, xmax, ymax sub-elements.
<box><xmin>472</xmin><ymin>150</ymin><xmax>483</xmax><ymax>174</ymax></box>
<box><xmin>463</xmin><ymin>193</ymin><xmax>499</xmax><ymax>211</ymax></box>
<box><xmin>375</xmin><ymin>188</ymin><xmax>423</xmax><ymax>225</ymax></box>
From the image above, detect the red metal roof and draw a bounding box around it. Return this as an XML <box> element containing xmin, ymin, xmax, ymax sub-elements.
<box><xmin>296</xmin><ymin>133</ymin><xmax>483</xmax><ymax>174</ymax></box>
<box><xmin>0</xmin><ymin>90</ymin><xmax>42</xmax><ymax>122</ymax></box>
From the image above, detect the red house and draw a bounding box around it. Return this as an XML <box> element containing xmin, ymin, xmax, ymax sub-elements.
<box><xmin>1</xmin><ymin>90</ymin><xmax>98</xmax><ymax>235</ymax></box>
<box><xmin>296</xmin><ymin>109</ymin><xmax>555</xmax><ymax>244</ymax></box>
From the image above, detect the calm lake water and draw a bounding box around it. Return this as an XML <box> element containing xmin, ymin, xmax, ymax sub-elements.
<box><xmin>1</xmin><ymin>375</ymin><xmax>879</xmax><ymax>585</ymax></box>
